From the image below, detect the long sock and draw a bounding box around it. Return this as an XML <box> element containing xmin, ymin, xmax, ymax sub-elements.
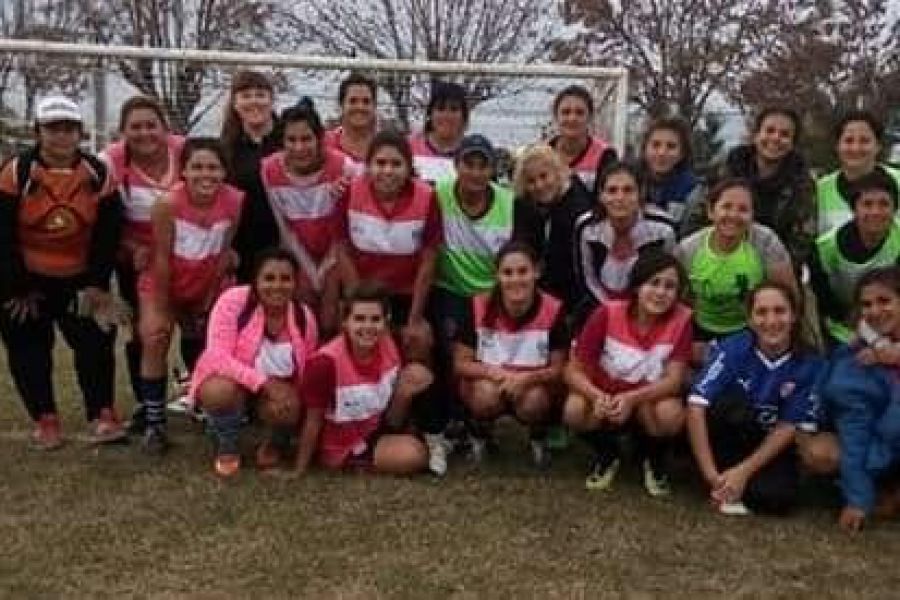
<box><xmin>207</xmin><ymin>411</ymin><xmax>243</xmax><ymax>455</ymax></box>
<box><xmin>583</xmin><ymin>430</ymin><xmax>618</xmax><ymax>461</ymax></box>
<box><xmin>140</xmin><ymin>377</ymin><xmax>167</xmax><ymax>430</ymax></box>
<box><xmin>125</xmin><ymin>341</ymin><xmax>142</xmax><ymax>407</ymax></box>
<box><xmin>180</xmin><ymin>336</ymin><xmax>204</xmax><ymax>372</ymax></box>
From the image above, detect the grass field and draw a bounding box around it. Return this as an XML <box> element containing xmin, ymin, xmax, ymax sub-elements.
<box><xmin>2</xmin><ymin>349</ymin><xmax>900</xmax><ymax>599</ymax></box>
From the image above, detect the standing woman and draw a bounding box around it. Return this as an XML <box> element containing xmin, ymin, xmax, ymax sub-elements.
<box><xmin>572</xmin><ymin>162</ymin><xmax>676</xmax><ymax>324</ymax></box>
<box><xmin>220</xmin><ymin>69</ymin><xmax>280</xmax><ymax>283</ymax></box>
<box><xmin>454</xmin><ymin>241</ymin><xmax>569</xmax><ymax>467</ymax></box>
<box><xmin>335</xmin><ymin>130</ymin><xmax>440</xmax><ymax>365</ymax></box>
<box><xmin>137</xmin><ymin>138</ymin><xmax>243</xmax><ymax>453</ymax></box>
<box><xmin>102</xmin><ymin>95</ymin><xmax>184</xmax><ymax>431</ymax></box>
<box><xmin>512</xmin><ymin>143</ymin><xmax>592</xmax><ymax>313</ymax></box>
<box><xmin>548</xmin><ymin>85</ymin><xmax>617</xmax><ymax>194</ymax></box>
<box><xmin>409</xmin><ymin>81</ymin><xmax>469</xmax><ymax>184</ymax></box>
<box><xmin>564</xmin><ymin>252</ymin><xmax>691</xmax><ymax>495</ymax></box>
<box><xmin>295</xmin><ymin>282</ymin><xmax>431</xmax><ymax>475</ymax></box>
<box><xmin>0</xmin><ymin>96</ymin><xmax>124</xmax><ymax>448</ymax></box>
<box><xmin>810</xmin><ymin>170</ymin><xmax>900</xmax><ymax>347</ymax></box>
<box><xmin>687</xmin><ymin>282</ymin><xmax>823</xmax><ymax>515</ymax></box>
<box><xmin>675</xmin><ymin>179</ymin><xmax>796</xmax><ymax>359</ymax></box>
<box><xmin>682</xmin><ymin>108</ymin><xmax>815</xmax><ymax>268</ymax></box>
<box><xmin>818</xmin><ymin>110</ymin><xmax>900</xmax><ymax>237</ymax></box>
<box><xmin>637</xmin><ymin>116</ymin><xmax>700</xmax><ymax>227</ymax></box>
<box><xmin>191</xmin><ymin>248</ymin><xmax>318</xmax><ymax>477</ymax></box>
<box><xmin>261</xmin><ymin>99</ymin><xmax>355</xmax><ymax>336</ymax></box>
<box><xmin>323</xmin><ymin>72</ymin><xmax>379</xmax><ymax>174</ymax></box>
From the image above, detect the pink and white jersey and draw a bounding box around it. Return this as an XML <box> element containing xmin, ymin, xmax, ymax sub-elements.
<box><xmin>473</xmin><ymin>291</ymin><xmax>561</xmax><ymax>370</ymax></box>
<box><xmin>261</xmin><ymin>148</ymin><xmax>352</xmax><ymax>263</ymax></box>
<box><xmin>140</xmin><ymin>182</ymin><xmax>243</xmax><ymax>307</ymax></box>
<box><xmin>323</xmin><ymin>127</ymin><xmax>366</xmax><ymax>177</ymax></box>
<box><xmin>409</xmin><ymin>132</ymin><xmax>456</xmax><ymax>184</ymax></box>
<box><xmin>102</xmin><ymin>134</ymin><xmax>185</xmax><ymax>247</ymax></box>
<box><xmin>555</xmin><ymin>136</ymin><xmax>611</xmax><ymax>192</ymax></box>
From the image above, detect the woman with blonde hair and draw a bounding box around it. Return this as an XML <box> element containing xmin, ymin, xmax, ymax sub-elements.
<box><xmin>513</xmin><ymin>143</ymin><xmax>592</xmax><ymax>312</ymax></box>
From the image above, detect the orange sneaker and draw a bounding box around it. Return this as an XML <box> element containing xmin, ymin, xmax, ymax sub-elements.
<box><xmin>30</xmin><ymin>414</ymin><xmax>62</xmax><ymax>451</ymax></box>
<box><xmin>214</xmin><ymin>454</ymin><xmax>241</xmax><ymax>478</ymax></box>
<box><xmin>256</xmin><ymin>440</ymin><xmax>281</xmax><ymax>471</ymax></box>
<box><xmin>87</xmin><ymin>408</ymin><xmax>126</xmax><ymax>444</ymax></box>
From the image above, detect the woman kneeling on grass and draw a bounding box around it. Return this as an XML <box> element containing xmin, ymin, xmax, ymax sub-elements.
<box><xmin>453</xmin><ymin>241</ymin><xmax>569</xmax><ymax>468</ymax></box>
<box><xmin>137</xmin><ymin>138</ymin><xmax>243</xmax><ymax>454</ymax></box>
<box><xmin>564</xmin><ymin>252</ymin><xmax>691</xmax><ymax>496</ymax></box>
<box><xmin>190</xmin><ymin>248</ymin><xmax>318</xmax><ymax>477</ymax></box>
<box><xmin>687</xmin><ymin>282</ymin><xmax>823</xmax><ymax>516</ymax></box>
<box><xmin>295</xmin><ymin>282</ymin><xmax>432</xmax><ymax>475</ymax></box>
<box><xmin>822</xmin><ymin>267</ymin><xmax>900</xmax><ymax>533</ymax></box>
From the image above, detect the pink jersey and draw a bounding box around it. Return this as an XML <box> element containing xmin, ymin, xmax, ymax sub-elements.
<box><xmin>103</xmin><ymin>134</ymin><xmax>185</xmax><ymax>248</ymax></box>
<box><xmin>261</xmin><ymin>148</ymin><xmax>352</xmax><ymax>262</ymax></box>
<box><xmin>140</xmin><ymin>182</ymin><xmax>244</xmax><ymax>307</ymax></box>
<box><xmin>472</xmin><ymin>291</ymin><xmax>561</xmax><ymax>371</ymax></box>
<box><xmin>409</xmin><ymin>132</ymin><xmax>456</xmax><ymax>184</ymax></box>
<box><xmin>323</xmin><ymin>127</ymin><xmax>366</xmax><ymax>176</ymax></box>
<box><xmin>558</xmin><ymin>135</ymin><xmax>611</xmax><ymax>192</ymax></box>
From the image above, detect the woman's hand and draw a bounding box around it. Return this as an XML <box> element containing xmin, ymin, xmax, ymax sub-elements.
<box><xmin>711</xmin><ymin>464</ymin><xmax>750</xmax><ymax>505</ymax></box>
<box><xmin>3</xmin><ymin>292</ymin><xmax>42</xmax><ymax>323</ymax></box>
<box><xmin>606</xmin><ymin>392</ymin><xmax>637</xmax><ymax>425</ymax></box>
<box><xmin>838</xmin><ymin>506</ymin><xmax>866</xmax><ymax>533</ymax></box>
<box><xmin>499</xmin><ymin>371</ymin><xmax>530</xmax><ymax>400</ymax></box>
<box><xmin>591</xmin><ymin>390</ymin><xmax>612</xmax><ymax>421</ymax></box>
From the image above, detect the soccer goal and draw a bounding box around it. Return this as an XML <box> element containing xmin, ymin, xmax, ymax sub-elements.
<box><xmin>0</xmin><ymin>38</ymin><xmax>629</xmax><ymax>158</ymax></box>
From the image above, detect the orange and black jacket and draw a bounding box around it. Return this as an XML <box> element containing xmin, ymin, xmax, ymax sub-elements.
<box><xmin>0</xmin><ymin>146</ymin><xmax>123</xmax><ymax>299</ymax></box>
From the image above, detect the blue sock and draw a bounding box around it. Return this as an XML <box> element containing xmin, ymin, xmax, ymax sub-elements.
<box><xmin>139</xmin><ymin>377</ymin><xmax>167</xmax><ymax>429</ymax></box>
<box><xmin>207</xmin><ymin>411</ymin><xmax>243</xmax><ymax>455</ymax></box>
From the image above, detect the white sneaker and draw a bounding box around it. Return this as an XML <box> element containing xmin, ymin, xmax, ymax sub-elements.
<box><xmin>468</xmin><ymin>436</ymin><xmax>487</xmax><ymax>464</ymax></box>
<box><xmin>717</xmin><ymin>500</ymin><xmax>751</xmax><ymax>516</ymax></box>
<box><xmin>424</xmin><ymin>433</ymin><xmax>450</xmax><ymax>476</ymax></box>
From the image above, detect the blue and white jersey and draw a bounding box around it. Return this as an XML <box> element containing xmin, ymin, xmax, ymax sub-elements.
<box><xmin>689</xmin><ymin>330</ymin><xmax>824</xmax><ymax>432</ymax></box>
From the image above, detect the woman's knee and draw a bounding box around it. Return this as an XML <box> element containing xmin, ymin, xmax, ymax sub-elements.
<box><xmin>797</xmin><ymin>432</ymin><xmax>840</xmax><ymax>476</ymax></box>
<box><xmin>373</xmin><ymin>435</ymin><xmax>428</xmax><ymax>475</ymax></box>
<box><xmin>398</xmin><ymin>362</ymin><xmax>434</xmax><ymax>396</ymax></box>
<box><xmin>463</xmin><ymin>379</ymin><xmax>504</xmax><ymax>421</ymax></box>
<box><xmin>514</xmin><ymin>386</ymin><xmax>551</xmax><ymax>424</ymax></box>
<box><xmin>563</xmin><ymin>393</ymin><xmax>596</xmax><ymax>431</ymax></box>
<box><xmin>198</xmin><ymin>376</ymin><xmax>245</xmax><ymax>413</ymax></box>
<box><xmin>638</xmin><ymin>398</ymin><xmax>685</xmax><ymax>437</ymax></box>
<box><xmin>258</xmin><ymin>391</ymin><xmax>300</xmax><ymax>427</ymax></box>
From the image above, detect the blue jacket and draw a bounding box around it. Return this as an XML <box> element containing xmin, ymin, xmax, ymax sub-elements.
<box><xmin>823</xmin><ymin>346</ymin><xmax>900</xmax><ymax>513</ymax></box>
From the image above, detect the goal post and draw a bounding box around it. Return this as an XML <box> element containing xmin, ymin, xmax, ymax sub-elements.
<box><xmin>0</xmin><ymin>38</ymin><xmax>629</xmax><ymax>158</ymax></box>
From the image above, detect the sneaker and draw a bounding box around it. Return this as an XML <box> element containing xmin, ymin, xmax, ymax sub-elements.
<box><xmin>256</xmin><ymin>440</ymin><xmax>281</xmax><ymax>471</ymax></box>
<box><xmin>642</xmin><ymin>458</ymin><xmax>671</xmax><ymax>497</ymax></box>
<box><xmin>215</xmin><ymin>453</ymin><xmax>241</xmax><ymax>478</ymax></box>
<box><xmin>87</xmin><ymin>408</ymin><xmax>127</xmax><ymax>444</ymax></box>
<box><xmin>717</xmin><ymin>500</ymin><xmax>751</xmax><ymax>516</ymax></box>
<box><xmin>424</xmin><ymin>433</ymin><xmax>451</xmax><ymax>476</ymax></box>
<box><xmin>585</xmin><ymin>454</ymin><xmax>620</xmax><ymax>491</ymax></box>
<box><xmin>141</xmin><ymin>426</ymin><xmax>169</xmax><ymax>455</ymax></box>
<box><xmin>30</xmin><ymin>414</ymin><xmax>63</xmax><ymax>451</ymax></box>
<box><xmin>530</xmin><ymin>438</ymin><xmax>551</xmax><ymax>470</ymax></box>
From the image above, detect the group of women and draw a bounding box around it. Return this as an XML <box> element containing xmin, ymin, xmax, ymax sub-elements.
<box><xmin>2</xmin><ymin>70</ymin><xmax>900</xmax><ymax>535</ymax></box>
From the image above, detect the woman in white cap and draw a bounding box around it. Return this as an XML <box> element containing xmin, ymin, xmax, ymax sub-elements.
<box><xmin>0</xmin><ymin>96</ymin><xmax>125</xmax><ymax>449</ymax></box>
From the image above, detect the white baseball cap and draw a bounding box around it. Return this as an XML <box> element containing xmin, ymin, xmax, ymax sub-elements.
<box><xmin>36</xmin><ymin>96</ymin><xmax>83</xmax><ymax>124</ymax></box>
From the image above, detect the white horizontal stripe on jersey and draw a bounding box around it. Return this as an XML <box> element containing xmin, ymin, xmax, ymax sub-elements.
<box><xmin>414</xmin><ymin>155</ymin><xmax>456</xmax><ymax>183</ymax></box>
<box><xmin>331</xmin><ymin>366</ymin><xmax>399</xmax><ymax>423</ymax></box>
<box><xmin>173</xmin><ymin>219</ymin><xmax>231</xmax><ymax>260</ymax></box>
<box><xmin>442</xmin><ymin>215</ymin><xmax>511</xmax><ymax>256</ymax></box>
<box><xmin>348</xmin><ymin>210</ymin><xmax>425</xmax><ymax>255</ymax></box>
<box><xmin>268</xmin><ymin>183</ymin><xmax>336</xmax><ymax>220</ymax></box>
<box><xmin>476</xmin><ymin>328</ymin><xmax>550</xmax><ymax>368</ymax></box>
<box><xmin>122</xmin><ymin>185</ymin><xmax>162</xmax><ymax>223</ymax></box>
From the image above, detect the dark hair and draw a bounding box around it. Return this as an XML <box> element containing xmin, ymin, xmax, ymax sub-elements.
<box><xmin>366</xmin><ymin>129</ymin><xmax>414</xmax><ymax>173</ymax></box>
<box><xmin>746</xmin><ymin>281</ymin><xmax>809</xmax><ymax>353</ymax></box>
<box><xmin>834</xmin><ymin>109</ymin><xmax>884</xmax><ymax>144</ymax></box>
<box><xmin>238</xmin><ymin>247</ymin><xmax>305</xmax><ymax>334</ymax></box>
<box><xmin>628</xmin><ymin>251</ymin><xmax>688</xmax><ymax>304</ymax></box>
<box><xmin>753</xmin><ymin>107</ymin><xmax>801</xmax><ymax>142</ymax></box>
<box><xmin>118</xmin><ymin>95</ymin><xmax>169</xmax><ymax>132</ymax></box>
<box><xmin>855</xmin><ymin>266</ymin><xmax>900</xmax><ymax>304</ymax></box>
<box><xmin>342</xmin><ymin>280</ymin><xmax>390</xmax><ymax>319</ymax></box>
<box><xmin>850</xmin><ymin>168</ymin><xmax>899</xmax><ymax>209</ymax></box>
<box><xmin>552</xmin><ymin>85</ymin><xmax>594</xmax><ymax>116</ymax></box>
<box><xmin>640</xmin><ymin>116</ymin><xmax>693</xmax><ymax>172</ymax></box>
<box><xmin>338</xmin><ymin>72</ymin><xmax>377</xmax><ymax>106</ymax></box>
<box><xmin>425</xmin><ymin>81</ymin><xmax>469</xmax><ymax>133</ymax></box>
<box><xmin>485</xmin><ymin>240</ymin><xmax>541</xmax><ymax>326</ymax></box>
<box><xmin>280</xmin><ymin>97</ymin><xmax>325</xmax><ymax>141</ymax></box>
<box><xmin>181</xmin><ymin>137</ymin><xmax>227</xmax><ymax>171</ymax></box>
<box><xmin>220</xmin><ymin>70</ymin><xmax>274</xmax><ymax>163</ymax></box>
<box><xmin>596</xmin><ymin>162</ymin><xmax>641</xmax><ymax>199</ymax></box>
<box><xmin>706</xmin><ymin>177</ymin><xmax>753</xmax><ymax>210</ymax></box>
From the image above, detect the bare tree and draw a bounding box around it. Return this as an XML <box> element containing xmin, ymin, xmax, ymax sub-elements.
<box><xmin>286</xmin><ymin>0</ymin><xmax>554</xmax><ymax>128</ymax></box>
<box><xmin>555</xmin><ymin>0</ymin><xmax>783</xmax><ymax>127</ymax></box>
<box><xmin>88</xmin><ymin>0</ymin><xmax>280</xmax><ymax>133</ymax></box>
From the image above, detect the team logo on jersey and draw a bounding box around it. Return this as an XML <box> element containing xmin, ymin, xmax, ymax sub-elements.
<box><xmin>780</xmin><ymin>381</ymin><xmax>796</xmax><ymax>398</ymax></box>
<box><xmin>43</xmin><ymin>206</ymin><xmax>79</xmax><ymax>235</ymax></box>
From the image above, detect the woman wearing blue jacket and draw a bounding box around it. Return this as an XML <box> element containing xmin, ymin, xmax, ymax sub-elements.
<box><xmin>823</xmin><ymin>266</ymin><xmax>900</xmax><ymax>533</ymax></box>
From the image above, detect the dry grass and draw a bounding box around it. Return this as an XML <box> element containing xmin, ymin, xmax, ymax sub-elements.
<box><xmin>1</xmin><ymin>347</ymin><xmax>900</xmax><ymax>599</ymax></box>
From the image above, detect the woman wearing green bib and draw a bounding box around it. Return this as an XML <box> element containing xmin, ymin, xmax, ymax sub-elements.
<box><xmin>810</xmin><ymin>169</ymin><xmax>900</xmax><ymax>347</ymax></box>
<box><xmin>675</xmin><ymin>179</ymin><xmax>796</xmax><ymax>360</ymax></box>
<box><xmin>817</xmin><ymin>110</ymin><xmax>900</xmax><ymax>236</ymax></box>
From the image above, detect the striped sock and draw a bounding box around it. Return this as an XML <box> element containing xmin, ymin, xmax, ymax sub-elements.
<box><xmin>207</xmin><ymin>411</ymin><xmax>243</xmax><ymax>455</ymax></box>
<box><xmin>139</xmin><ymin>377</ymin><xmax>167</xmax><ymax>429</ymax></box>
